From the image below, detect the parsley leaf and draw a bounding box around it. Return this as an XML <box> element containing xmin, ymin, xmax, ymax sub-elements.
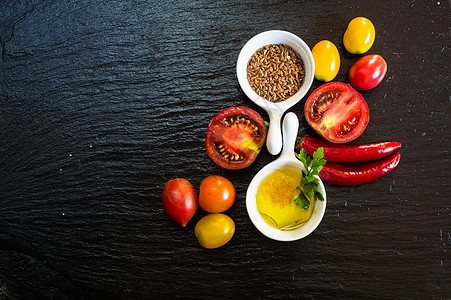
<box><xmin>294</xmin><ymin>147</ymin><xmax>326</xmax><ymax>209</ymax></box>
<box><xmin>294</xmin><ymin>193</ymin><xmax>310</xmax><ymax>209</ymax></box>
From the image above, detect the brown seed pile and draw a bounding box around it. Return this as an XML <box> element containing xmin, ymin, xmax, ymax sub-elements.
<box><xmin>247</xmin><ymin>44</ymin><xmax>305</xmax><ymax>103</ymax></box>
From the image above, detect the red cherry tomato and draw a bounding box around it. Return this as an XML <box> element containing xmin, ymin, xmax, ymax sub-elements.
<box><xmin>162</xmin><ymin>178</ymin><xmax>198</xmax><ymax>227</ymax></box>
<box><xmin>304</xmin><ymin>82</ymin><xmax>369</xmax><ymax>144</ymax></box>
<box><xmin>199</xmin><ymin>176</ymin><xmax>236</xmax><ymax>213</ymax></box>
<box><xmin>349</xmin><ymin>54</ymin><xmax>387</xmax><ymax>90</ymax></box>
<box><xmin>205</xmin><ymin>106</ymin><xmax>267</xmax><ymax>169</ymax></box>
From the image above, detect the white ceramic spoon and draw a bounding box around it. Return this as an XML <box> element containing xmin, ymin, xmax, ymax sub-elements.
<box><xmin>236</xmin><ymin>30</ymin><xmax>315</xmax><ymax>155</ymax></box>
<box><xmin>246</xmin><ymin>112</ymin><xmax>327</xmax><ymax>241</ymax></box>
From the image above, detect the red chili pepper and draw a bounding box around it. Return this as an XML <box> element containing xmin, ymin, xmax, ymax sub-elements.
<box><xmin>300</xmin><ymin>136</ymin><xmax>401</xmax><ymax>163</ymax></box>
<box><xmin>319</xmin><ymin>152</ymin><xmax>401</xmax><ymax>186</ymax></box>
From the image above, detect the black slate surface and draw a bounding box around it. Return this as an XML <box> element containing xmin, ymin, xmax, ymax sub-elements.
<box><xmin>0</xmin><ymin>0</ymin><xmax>450</xmax><ymax>299</ymax></box>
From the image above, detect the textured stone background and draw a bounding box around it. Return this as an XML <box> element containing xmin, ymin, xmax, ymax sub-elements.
<box><xmin>1</xmin><ymin>0</ymin><xmax>449</xmax><ymax>298</ymax></box>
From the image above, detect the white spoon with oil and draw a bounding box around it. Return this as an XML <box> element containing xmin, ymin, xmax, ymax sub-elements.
<box><xmin>246</xmin><ymin>112</ymin><xmax>327</xmax><ymax>241</ymax></box>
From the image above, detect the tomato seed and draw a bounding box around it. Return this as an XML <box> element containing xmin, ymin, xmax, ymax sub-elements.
<box><xmin>215</xmin><ymin>142</ymin><xmax>244</xmax><ymax>162</ymax></box>
<box><xmin>312</xmin><ymin>91</ymin><xmax>340</xmax><ymax>118</ymax></box>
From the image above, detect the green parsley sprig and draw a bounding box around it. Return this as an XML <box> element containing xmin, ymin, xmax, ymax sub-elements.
<box><xmin>294</xmin><ymin>147</ymin><xmax>326</xmax><ymax>209</ymax></box>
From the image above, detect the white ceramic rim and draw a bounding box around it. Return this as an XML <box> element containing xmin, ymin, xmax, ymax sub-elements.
<box><xmin>236</xmin><ymin>30</ymin><xmax>315</xmax><ymax>113</ymax></box>
<box><xmin>246</xmin><ymin>158</ymin><xmax>327</xmax><ymax>242</ymax></box>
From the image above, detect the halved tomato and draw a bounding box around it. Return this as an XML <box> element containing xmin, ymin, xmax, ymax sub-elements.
<box><xmin>304</xmin><ymin>82</ymin><xmax>369</xmax><ymax>144</ymax></box>
<box><xmin>206</xmin><ymin>106</ymin><xmax>267</xmax><ymax>169</ymax></box>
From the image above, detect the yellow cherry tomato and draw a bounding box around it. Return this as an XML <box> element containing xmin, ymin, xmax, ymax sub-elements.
<box><xmin>312</xmin><ymin>40</ymin><xmax>340</xmax><ymax>82</ymax></box>
<box><xmin>194</xmin><ymin>213</ymin><xmax>235</xmax><ymax>249</ymax></box>
<box><xmin>343</xmin><ymin>17</ymin><xmax>375</xmax><ymax>54</ymax></box>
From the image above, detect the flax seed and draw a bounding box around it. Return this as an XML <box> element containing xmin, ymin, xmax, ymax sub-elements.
<box><xmin>247</xmin><ymin>44</ymin><xmax>305</xmax><ymax>103</ymax></box>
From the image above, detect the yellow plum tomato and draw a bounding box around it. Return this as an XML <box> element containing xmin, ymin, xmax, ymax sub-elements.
<box><xmin>195</xmin><ymin>213</ymin><xmax>235</xmax><ymax>249</ymax></box>
<box><xmin>312</xmin><ymin>40</ymin><xmax>340</xmax><ymax>82</ymax></box>
<box><xmin>162</xmin><ymin>178</ymin><xmax>198</xmax><ymax>227</ymax></box>
<box><xmin>343</xmin><ymin>17</ymin><xmax>375</xmax><ymax>54</ymax></box>
<box><xmin>199</xmin><ymin>175</ymin><xmax>236</xmax><ymax>213</ymax></box>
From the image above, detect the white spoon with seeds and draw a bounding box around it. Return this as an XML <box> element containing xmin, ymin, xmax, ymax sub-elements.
<box><xmin>236</xmin><ymin>30</ymin><xmax>315</xmax><ymax>155</ymax></box>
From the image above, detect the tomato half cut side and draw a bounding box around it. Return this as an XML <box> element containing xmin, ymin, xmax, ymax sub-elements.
<box><xmin>304</xmin><ymin>82</ymin><xmax>369</xmax><ymax>144</ymax></box>
<box><xmin>206</xmin><ymin>106</ymin><xmax>267</xmax><ymax>169</ymax></box>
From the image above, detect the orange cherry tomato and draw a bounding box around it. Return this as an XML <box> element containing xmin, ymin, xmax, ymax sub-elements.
<box><xmin>199</xmin><ymin>176</ymin><xmax>236</xmax><ymax>213</ymax></box>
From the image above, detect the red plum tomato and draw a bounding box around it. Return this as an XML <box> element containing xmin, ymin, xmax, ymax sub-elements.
<box><xmin>162</xmin><ymin>178</ymin><xmax>198</xmax><ymax>227</ymax></box>
<box><xmin>205</xmin><ymin>106</ymin><xmax>267</xmax><ymax>169</ymax></box>
<box><xmin>199</xmin><ymin>175</ymin><xmax>236</xmax><ymax>213</ymax></box>
<box><xmin>349</xmin><ymin>54</ymin><xmax>387</xmax><ymax>90</ymax></box>
<box><xmin>304</xmin><ymin>82</ymin><xmax>369</xmax><ymax>144</ymax></box>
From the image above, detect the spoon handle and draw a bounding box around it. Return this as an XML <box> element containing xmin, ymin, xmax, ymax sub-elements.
<box><xmin>266</xmin><ymin>110</ymin><xmax>283</xmax><ymax>155</ymax></box>
<box><xmin>280</xmin><ymin>112</ymin><xmax>299</xmax><ymax>159</ymax></box>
